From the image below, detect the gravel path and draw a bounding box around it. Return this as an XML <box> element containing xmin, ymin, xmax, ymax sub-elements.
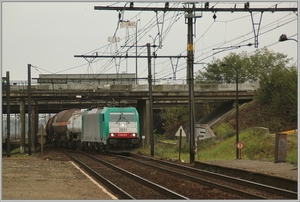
<box><xmin>2</xmin><ymin>153</ymin><xmax>116</xmax><ymax>200</ymax></box>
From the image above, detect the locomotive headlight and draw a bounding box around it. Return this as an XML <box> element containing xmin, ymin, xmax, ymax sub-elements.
<box><xmin>119</xmin><ymin>122</ymin><xmax>127</xmax><ymax>127</ymax></box>
<box><xmin>110</xmin><ymin>133</ymin><xmax>116</xmax><ymax>137</ymax></box>
<box><xmin>131</xmin><ymin>133</ymin><xmax>136</xmax><ymax>137</ymax></box>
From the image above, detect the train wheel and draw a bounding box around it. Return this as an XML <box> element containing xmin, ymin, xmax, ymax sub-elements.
<box><xmin>90</xmin><ymin>143</ymin><xmax>94</xmax><ymax>152</ymax></box>
<box><xmin>72</xmin><ymin>142</ymin><xmax>77</xmax><ymax>150</ymax></box>
<box><xmin>96</xmin><ymin>143</ymin><xmax>101</xmax><ymax>152</ymax></box>
<box><xmin>57</xmin><ymin>141</ymin><xmax>62</xmax><ymax>148</ymax></box>
<box><xmin>77</xmin><ymin>142</ymin><xmax>82</xmax><ymax>151</ymax></box>
<box><xmin>100</xmin><ymin>144</ymin><xmax>107</xmax><ymax>153</ymax></box>
<box><xmin>84</xmin><ymin>142</ymin><xmax>89</xmax><ymax>151</ymax></box>
<box><xmin>66</xmin><ymin>142</ymin><xmax>70</xmax><ymax>149</ymax></box>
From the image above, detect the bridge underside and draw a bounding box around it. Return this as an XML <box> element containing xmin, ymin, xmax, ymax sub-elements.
<box><xmin>3</xmin><ymin>99</ymin><xmax>253</xmax><ymax>114</ymax></box>
<box><xmin>3</xmin><ymin>83</ymin><xmax>257</xmax><ymax>114</ymax></box>
<box><xmin>2</xmin><ymin>85</ymin><xmax>255</xmax><ymax>150</ymax></box>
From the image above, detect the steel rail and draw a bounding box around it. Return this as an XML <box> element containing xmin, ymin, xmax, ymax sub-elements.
<box><xmin>118</xmin><ymin>155</ymin><xmax>266</xmax><ymax>199</ymax></box>
<box><xmin>62</xmin><ymin>150</ymin><xmax>135</xmax><ymax>199</ymax></box>
<box><xmin>82</xmin><ymin>152</ymin><xmax>189</xmax><ymax>199</ymax></box>
<box><xmin>129</xmin><ymin>154</ymin><xmax>298</xmax><ymax>199</ymax></box>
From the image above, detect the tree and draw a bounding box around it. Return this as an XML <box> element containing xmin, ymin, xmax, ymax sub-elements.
<box><xmin>256</xmin><ymin>66</ymin><xmax>297</xmax><ymax>122</ymax></box>
<box><xmin>195</xmin><ymin>52</ymin><xmax>248</xmax><ymax>84</ymax></box>
<box><xmin>195</xmin><ymin>47</ymin><xmax>297</xmax><ymax>127</ymax></box>
<box><xmin>159</xmin><ymin>101</ymin><xmax>222</xmax><ymax>136</ymax></box>
<box><xmin>195</xmin><ymin>48</ymin><xmax>295</xmax><ymax>84</ymax></box>
<box><xmin>160</xmin><ymin>48</ymin><xmax>297</xmax><ymax>136</ymax></box>
<box><xmin>159</xmin><ymin>106</ymin><xmax>189</xmax><ymax>132</ymax></box>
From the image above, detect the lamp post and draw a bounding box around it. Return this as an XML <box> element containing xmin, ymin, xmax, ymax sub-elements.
<box><xmin>233</xmin><ymin>67</ymin><xmax>240</xmax><ymax>160</ymax></box>
<box><xmin>279</xmin><ymin>34</ymin><xmax>298</xmax><ymax>43</ymax></box>
<box><xmin>222</xmin><ymin>64</ymin><xmax>240</xmax><ymax>159</ymax></box>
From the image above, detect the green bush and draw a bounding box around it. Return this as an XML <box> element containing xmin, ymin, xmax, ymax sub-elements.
<box><xmin>213</xmin><ymin>123</ymin><xmax>235</xmax><ymax>140</ymax></box>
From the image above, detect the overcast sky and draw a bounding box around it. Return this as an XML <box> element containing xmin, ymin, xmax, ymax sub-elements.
<box><xmin>1</xmin><ymin>1</ymin><xmax>298</xmax><ymax>84</ymax></box>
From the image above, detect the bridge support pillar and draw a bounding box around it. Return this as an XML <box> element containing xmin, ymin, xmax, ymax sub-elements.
<box><xmin>34</xmin><ymin>101</ymin><xmax>39</xmax><ymax>151</ymax></box>
<box><xmin>20</xmin><ymin>100</ymin><xmax>25</xmax><ymax>153</ymax></box>
<box><xmin>30</xmin><ymin>102</ymin><xmax>38</xmax><ymax>151</ymax></box>
<box><xmin>137</xmin><ymin>99</ymin><xmax>150</xmax><ymax>147</ymax></box>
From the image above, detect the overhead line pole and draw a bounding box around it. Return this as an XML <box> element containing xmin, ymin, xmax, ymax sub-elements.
<box><xmin>147</xmin><ymin>43</ymin><xmax>154</xmax><ymax>156</ymax></box>
<box><xmin>6</xmin><ymin>71</ymin><xmax>11</xmax><ymax>157</ymax></box>
<box><xmin>186</xmin><ymin>8</ymin><xmax>196</xmax><ymax>163</ymax></box>
<box><xmin>28</xmin><ymin>64</ymin><xmax>32</xmax><ymax>155</ymax></box>
<box><xmin>91</xmin><ymin>3</ymin><xmax>297</xmax><ymax>163</ymax></box>
<box><xmin>136</xmin><ymin>19</ymin><xmax>140</xmax><ymax>84</ymax></box>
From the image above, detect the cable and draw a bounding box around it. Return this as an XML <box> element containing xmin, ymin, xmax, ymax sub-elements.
<box><xmin>157</xmin><ymin>14</ymin><xmax>296</xmax><ymax>81</ymax></box>
<box><xmin>50</xmin><ymin>2</ymin><xmax>297</xmax><ymax>86</ymax></box>
<box><xmin>79</xmin><ymin>4</ymin><xmax>185</xmax><ymax>88</ymax></box>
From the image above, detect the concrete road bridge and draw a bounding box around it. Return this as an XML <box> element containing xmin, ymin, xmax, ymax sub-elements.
<box><xmin>2</xmin><ymin>81</ymin><xmax>258</xmax><ymax>150</ymax></box>
<box><xmin>3</xmin><ymin>82</ymin><xmax>258</xmax><ymax>114</ymax></box>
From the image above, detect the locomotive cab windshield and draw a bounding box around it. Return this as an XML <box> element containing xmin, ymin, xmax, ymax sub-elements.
<box><xmin>111</xmin><ymin>112</ymin><xmax>135</xmax><ymax>123</ymax></box>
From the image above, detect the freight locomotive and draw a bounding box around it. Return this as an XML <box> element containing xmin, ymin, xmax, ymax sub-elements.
<box><xmin>45</xmin><ymin>106</ymin><xmax>141</xmax><ymax>152</ymax></box>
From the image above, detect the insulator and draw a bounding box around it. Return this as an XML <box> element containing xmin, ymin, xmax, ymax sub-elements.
<box><xmin>213</xmin><ymin>12</ymin><xmax>217</xmax><ymax>21</ymax></box>
<box><xmin>205</xmin><ymin>2</ymin><xmax>209</xmax><ymax>9</ymax></box>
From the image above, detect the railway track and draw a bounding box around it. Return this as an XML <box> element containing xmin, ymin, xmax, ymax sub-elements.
<box><xmin>62</xmin><ymin>149</ymin><xmax>297</xmax><ymax>199</ymax></box>
<box><xmin>116</xmin><ymin>153</ymin><xmax>297</xmax><ymax>199</ymax></box>
<box><xmin>62</xmin><ymin>150</ymin><xmax>188</xmax><ymax>199</ymax></box>
<box><xmin>79</xmin><ymin>152</ymin><xmax>247</xmax><ymax>199</ymax></box>
<box><xmin>194</xmin><ymin>161</ymin><xmax>297</xmax><ymax>191</ymax></box>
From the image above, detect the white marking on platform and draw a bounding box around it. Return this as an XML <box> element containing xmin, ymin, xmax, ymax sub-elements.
<box><xmin>69</xmin><ymin>161</ymin><xmax>118</xmax><ymax>199</ymax></box>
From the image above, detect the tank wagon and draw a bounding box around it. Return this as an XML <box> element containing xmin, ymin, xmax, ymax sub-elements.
<box><xmin>45</xmin><ymin>108</ymin><xmax>80</xmax><ymax>143</ymax></box>
<box><xmin>45</xmin><ymin>106</ymin><xmax>141</xmax><ymax>152</ymax></box>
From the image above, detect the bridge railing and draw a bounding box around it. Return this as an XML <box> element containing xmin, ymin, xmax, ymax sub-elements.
<box><xmin>5</xmin><ymin>82</ymin><xmax>259</xmax><ymax>92</ymax></box>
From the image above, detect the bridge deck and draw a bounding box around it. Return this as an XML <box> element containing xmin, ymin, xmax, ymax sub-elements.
<box><xmin>3</xmin><ymin>83</ymin><xmax>258</xmax><ymax>113</ymax></box>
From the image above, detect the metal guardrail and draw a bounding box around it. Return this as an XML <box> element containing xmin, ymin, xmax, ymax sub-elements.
<box><xmin>5</xmin><ymin>83</ymin><xmax>259</xmax><ymax>92</ymax></box>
